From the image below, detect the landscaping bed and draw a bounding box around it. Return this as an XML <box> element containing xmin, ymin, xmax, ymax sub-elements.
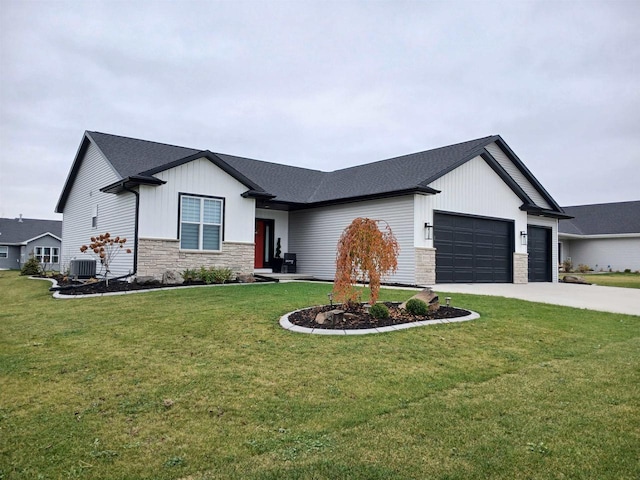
<box><xmin>288</xmin><ymin>302</ymin><xmax>471</xmax><ymax>329</ymax></box>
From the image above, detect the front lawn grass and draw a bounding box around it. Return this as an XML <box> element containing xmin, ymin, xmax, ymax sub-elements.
<box><xmin>1</xmin><ymin>271</ymin><xmax>639</xmax><ymax>479</ymax></box>
<box><xmin>562</xmin><ymin>271</ymin><xmax>640</xmax><ymax>289</ymax></box>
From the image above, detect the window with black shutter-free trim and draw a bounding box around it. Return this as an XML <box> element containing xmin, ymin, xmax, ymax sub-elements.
<box><xmin>180</xmin><ymin>195</ymin><xmax>223</xmax><ymax>251</ymax></box>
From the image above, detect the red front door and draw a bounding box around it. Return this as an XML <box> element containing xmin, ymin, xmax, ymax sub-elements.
<box><xmin>254</xmin><ymin>220</ymin><xmax>265</xmax><ymax>268</ymax></box>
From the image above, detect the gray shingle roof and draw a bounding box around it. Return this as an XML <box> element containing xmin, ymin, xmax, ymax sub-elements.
<box><xmin>58</xmin><ymin>131</ymin><xmax>563</xmax><ymax>215</ymax></box>
<box><xmin>87</xmin><ymin>131</ymin><xmax>498</xmax><ymax>205</ymax></box>
<box><xmin>559</xmin><ymin>201</ymin><xmax>640</xmax><ymax>235</ymax></box>
<box><xmin>88</xmin><ymin>131</ymin><xmax>202</xmax><ymax>178</ymax></box>
<box><xmin>0</xmin><ymin>217</ymin><xmax>62</xmax><ymax>244</ymax></box>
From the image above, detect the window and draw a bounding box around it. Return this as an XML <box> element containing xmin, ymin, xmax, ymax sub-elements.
<box><xmin>35</xmin><ymin>246</ymin><xmax>59</xmax><ymax>264</ymax></box>
<box><xmin>180</xmin><ymin>195</ymin><xmax>223</xmax><ymax>251</ymax></box>
<box><xmin>92</xmin><ymin>205</ymin><xmax>98</xmax><ymax>228</ymax></box>
<box><xmin>0</xmin><ymin>246</ymin><xmax>7</xmax><ymax>258</ymax></box>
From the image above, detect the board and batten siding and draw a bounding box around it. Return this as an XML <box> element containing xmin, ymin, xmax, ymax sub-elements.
<box><xmin>138</xmin><ymin>157</ymin><xmax>256</xmax><ymax>243</ymax></box>
<box><xmin>484</xmin><ymin>143</ymin><xmax>552</xmax><ymax>210</ymax></box>
<box><xmin>255</xmin><ymin>208</ymin><xmax>289</xmax><ymax>254</ymax></box>
<box><xmin>527</xmin><ymin>215</ymin><xmax>559</xmax><ymax>282</ymax></box>
<box><xmin>288</xmin><ymin>196</ymin><xmax>416</xmax><ymax>284</ymax></box>
<box><xmin>418</xmin><ymin>155</ymin><xmax>528</xmax><ymax>253</ymax></box>
<box><xmin>60</xmin><ymin>142</ymin><xmax>135</xmax><ymax>276</ymax></box>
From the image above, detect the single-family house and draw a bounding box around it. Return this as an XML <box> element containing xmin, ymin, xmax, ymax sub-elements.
<box><xmin>0</xmin><ymin>216</ymin><xmax>62</xmax><ymax>271</ymax></box>
<box><xmin>55</xmin><ymin>131</ymin><xmax>570</xmax><ymax>284</ymax></box>
<box><xmin>559</xmin><ymin>201</ymin><xmax>640</xmax><ymax>272</ymax></box>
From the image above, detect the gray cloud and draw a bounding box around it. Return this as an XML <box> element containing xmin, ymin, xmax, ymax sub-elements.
<box><xmin>1</xmin><ymin>0</ymin><xmax>638</xmax><ymax>219</ymax></box>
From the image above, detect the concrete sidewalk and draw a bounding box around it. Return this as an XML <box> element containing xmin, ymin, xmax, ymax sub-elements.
<box><xmin>434</xmin><ymin>282</ymin><xmax>640</xmax><ymax>316</ymax></box>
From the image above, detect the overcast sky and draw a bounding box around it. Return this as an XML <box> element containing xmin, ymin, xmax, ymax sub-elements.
<box><xmin>1</xmin><ymin>0</ymin><xmax>638</xmax><ymax>220</ymax></box>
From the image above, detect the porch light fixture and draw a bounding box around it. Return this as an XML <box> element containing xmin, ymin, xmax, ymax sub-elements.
<box><xmin>445</xmin><ymin>297</ymin><xmax>451</xmax><ymax>307</ymax></box>
<box><xmin>424</xmin><ymin>222</ymin><xmax>433</xmax><ymax>240</ymax></box>
<box><xmin>520</xmin><ymin>231</ymin><xmax>528</xmax><ymax>246</ymax></box>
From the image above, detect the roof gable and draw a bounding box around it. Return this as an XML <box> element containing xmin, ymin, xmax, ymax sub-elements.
<box><xmin>0</xmin><ymin>218</ymin><xmax>62</xmax><ymax>244</ymax></box>
<box><xmin>559</xmin><ymin>201</ymin><xmax>640</xmax><ymax>235</ymax></box>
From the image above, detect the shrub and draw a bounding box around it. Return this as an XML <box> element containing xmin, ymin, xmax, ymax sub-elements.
<box><xmin>406</xmin><ymin>298</ymin><xmax>429</xmax><ymax>316</ymax></box>
<box><xmin>624</xmin><ymin>269</ymin><xmax>631</xmax><ymax>274</ymax></box>
<box><xmin>197</xmin><ymin>266</ymin><xmax>233</xmax><ymax>284</ymax></box>
<box><xmin>561</xmin><ymin>259</ymin><xmax>573</xmax><ymax>272</ymax></box>
<box><xmin>369</xmin><ymin>303</ymin><xmax>389</xmax><ymax>319</ymax></box>
<box><xmin>577</xmin><ymin>264</ymin><xmax>591</xmax><ymax>273</ymax></box>
<box><xmin>181</xmin><ymin>268</ymin><xmax>198</xmax><ymax>282</ymax></box>
<box><xmin>20</xmin><ymin>256</ymin><xmax>41</xmax><ymax>276</ymax></box>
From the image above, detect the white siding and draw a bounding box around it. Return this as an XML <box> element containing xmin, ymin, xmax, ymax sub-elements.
<box><xmin>485</xmin><ymin>142</ymin><xmax>552</xmax><ymax>209</ymax></box>
<box><xmin>528</xmin><ymin>215</ymin><xmax>559</xmax><ymax>282</ymax></box>
<box><xmin>420</xmin><ymin>156</ymin><xmax>528</xmax><ymax>254</ymax></box>
<box><xmin>256</xmin><ymin>208</ymin><xmax>289</xmax><ymax>254</ymax></box>
<box><xmin>562</xmin><ymin>237</ymin><xmax>640</xmax><ymax>272</ymax></box>
<box><xmin>138</xmin><ymin>157</ymin><xmax>255</xmax><ymax>243</ymax></box>
<box><xmin>289</xmin><ymin>196</ymin><xmax>415</xmax><ymax>283</ymax></box>
<box><xmin>61</xmin><ymin>143</ymin><xmax>135</xmax><ymax>276</ymax></box>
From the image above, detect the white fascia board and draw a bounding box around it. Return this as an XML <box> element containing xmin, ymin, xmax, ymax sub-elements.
<box><xmin>23</xmin><ymin>232</ymin><xmax>63</xmax><ymax>244</ymax></box>
<box><xmin>558</xmin><ymin>232</ymin><xmax>640</xmax><ymax>240</ymax></box>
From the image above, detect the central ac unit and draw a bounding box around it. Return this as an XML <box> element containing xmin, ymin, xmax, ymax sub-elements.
<box><xmin>70</xmin><ymin>259</ymin><xmax>97</xmax><ymax>278</ymax></box>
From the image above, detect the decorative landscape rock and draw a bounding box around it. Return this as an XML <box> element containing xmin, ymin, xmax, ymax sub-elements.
<box><xmin>236</xmin><ymin>274</ymin><xmax>255</xmax><ymax>283</ymax></box>
<box><xmin>162</xmin><ymin>269</ymin><xmax>184</xmax><ymax>285</ymax></box>
<box><xmin>562</xmin><ymin>275</ymin><xmax>591</xmax><ymax>285</ymax></box>
<box><xmin>315</xmin><ymin>309</ymin><xmax>345</xmax><ymax>325</ymax></box>
<box><xmin>399</xmin><ymin>287</ymin><xmax>440</xmax><ymax>311</ymax></box>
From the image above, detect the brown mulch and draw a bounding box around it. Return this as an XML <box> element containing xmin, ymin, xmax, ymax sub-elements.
<box><xmin>288</xmin><ymin>302</ymin><xmax>471</xmax><ymax>330</ymax></box>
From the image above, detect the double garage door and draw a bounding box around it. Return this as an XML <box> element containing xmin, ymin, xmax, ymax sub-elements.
<box><xmin>434</xmin><ymin>213</ymin><xmax>513</xmax><ymax>283</ymax></box>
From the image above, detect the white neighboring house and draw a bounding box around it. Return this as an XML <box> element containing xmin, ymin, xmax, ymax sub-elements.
<box><xmin>559</xmin><ymin>201</ymin><xmax>640</xmax><ymax>272</ymax></box>
<box><xmin>56</xmin><ymin>131</ymin><xmax>570</xmax><ymax>284</ymax></box>
<box><xmin>0</xmin><ymin>216</ymin><xmax>62</xmax><ymax>271</ymax></box>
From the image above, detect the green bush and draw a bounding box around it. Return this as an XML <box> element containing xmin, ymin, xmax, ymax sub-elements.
<box><xmin>405</xmin><ymin>298</ymin><xmax>429</xmax><ymax>316</ymax></box>
<box><xmin>197</xmin><ymin>266</ymin><xmax>233</xmax><ymax>284</ymax></box>
<box><xmin>181</xmin><ymin>268</ymin><xmax>198</xmax><ymax>282</ymax></box>
<box><xmin>369</xmin><ymin>303</ymin><xmax>389</xmax><ymax>319</ymax></box>
<box><xmin>20</xmin><ymin>257</ymin><xmax>41</xmax><ymax>276</ymax></box>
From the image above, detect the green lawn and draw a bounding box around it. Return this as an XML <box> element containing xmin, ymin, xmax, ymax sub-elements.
<box><xmin>1</xmin><ymin>271</ymin><xmax>639</xmax><ymax>480</ymax></box>
<box><xmin>562</xmin><ymin>272</ymin><xmax>640</xmax><ymax>289</ymax></box>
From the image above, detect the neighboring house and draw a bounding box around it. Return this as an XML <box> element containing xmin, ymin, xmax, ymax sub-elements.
<box><xmin>55</xmin><ymin>131</ymin><xmax>569</xmax><ymax>284</ymax></box>
<box><xmin>559</xmin><ymin>201</ymin><xmax>640</xmax><ymax>272</ymax></box>
<box><xmin>0</xmin><ymin>216</ymin><xmax>62</xmax><ymax>271</ymax></box>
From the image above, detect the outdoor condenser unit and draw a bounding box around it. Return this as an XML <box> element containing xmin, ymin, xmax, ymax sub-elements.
<box><xmin>69</xmin><ymin>259</ymin><xmax>97</xmax><ymax>278</ymax></box>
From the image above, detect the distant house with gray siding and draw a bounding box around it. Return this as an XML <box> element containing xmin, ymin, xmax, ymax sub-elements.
<box><xmin>56</xmin><ymin>131</ymin><xmax>569</xmax><ymax>284</ymax></box>
<box><xmin>559</xmin><ymin>201</ymin><xmax>640</xmax><ymax>272</ymax></box>
<box><xmin>0</xmin><ymin>217</ymin><xmax>62</xmax><ymax>271</ymax></box>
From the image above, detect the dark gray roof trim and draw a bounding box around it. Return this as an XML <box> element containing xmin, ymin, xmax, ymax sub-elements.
<box><xmin>559</xmin><ymin>201</ymin><xmax>640</xmax><ymax>235</ymax></box>
<box><xmin>493</xmin><ymin>137</ymin><xmax>565</xmax><ymax>213</ymax></box>
<box><xmin>521</xmin><ymin>204</ymin><xmax>574</xmax><ymax>219</ymax></box>
<box><xmin>101</xmin><ymin>176</ymin><xmax>167</xmax><ymax>194</ymax></box>
<box><xmin>480</xmin><ymin>151</ymin><xmax>534</xmax><ymax>206</ymax></box>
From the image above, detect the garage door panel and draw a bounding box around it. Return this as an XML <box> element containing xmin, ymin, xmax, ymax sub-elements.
<box><xmin>528</xmin><ymin>226</ymin><xmax>551</xmax><ymax>282</ymax></box>
<box><xmin>435</xmin><ymin>213</ymin><xmax>513</xmax><ymax>283</ymax></box>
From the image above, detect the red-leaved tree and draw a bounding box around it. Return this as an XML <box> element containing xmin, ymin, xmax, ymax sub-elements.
<box><xmin>333</xmin><ymin>217</ymin><xmax>400</xmax><ymax>306</ymax></box>
<box><xmin>80</xmin><ymin>232</ymin><xmax>131</xmax><ymax>285</ymax></box>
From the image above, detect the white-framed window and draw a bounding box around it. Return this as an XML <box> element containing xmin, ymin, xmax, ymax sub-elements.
<box><xmin>179</xmin><ymin>194</ymin><xmax>224</xmax><ymax>251</ymax></box>
<box><xmin>35</xmin><ymin>246</ymin><xmax>59</xmax><ymax>264</ymax></box>
<box><xmin>0</xmin><ymin>246</ymin><xmax>7</xmax><ymax>258</ymax></box>
<box><xmin>92</xmin><ymin>205</ymin><xmax>98</xmax><ymax>228</ymax></box>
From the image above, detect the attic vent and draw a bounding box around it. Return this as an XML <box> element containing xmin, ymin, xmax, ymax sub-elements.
<box><xmin>70</xmin><ymin>259</ymin><xmax>97</xmax><ymax>279</ymax></box>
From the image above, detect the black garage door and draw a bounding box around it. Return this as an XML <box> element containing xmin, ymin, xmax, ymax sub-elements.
<box><xmin>434</xmin><ymin>213</ymin><xmax>513</xmax><ymax>283</ymax></box>
<box><xmin>527</xmin><ymin>226</ymin><xmax>552</xmax><ymax>282</ymax></box>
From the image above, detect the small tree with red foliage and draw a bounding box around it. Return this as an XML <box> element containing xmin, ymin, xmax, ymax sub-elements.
<box><xmin>333</xmin><ymin>217</ymin><xmax>400</xmax><ymax>306</ymax></box>
<box><xmin>80</xmin><ymin>232</ymin><xmax>131</xmax><ymax>285</ymax></box>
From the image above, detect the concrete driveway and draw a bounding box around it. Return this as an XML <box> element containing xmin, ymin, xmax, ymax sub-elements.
<box><xmin>434</xmin><ymin>282</ymin><xmax>640</xmax><ymax>316</ymax></box>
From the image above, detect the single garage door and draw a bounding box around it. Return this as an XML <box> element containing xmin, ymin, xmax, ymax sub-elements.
<box><xmin>434</xmin><ymin>213</ymin><xmax>513</xmax><ymax>283</ymax></box>
<box><xmin>527</xmin><ymin>226</ymin><xmax>552</xmax><ymax>282</ymax></box>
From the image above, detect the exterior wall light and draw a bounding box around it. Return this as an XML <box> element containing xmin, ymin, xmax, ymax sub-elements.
<box><xmin>424</xmin><ymin>222</ymin><xmax>433</xmax><ymax>240</ymax></box>
<box><xmin>520</xmin><ymin>231</ymin><xmax>528</xmax><ymax>246</ymax></box>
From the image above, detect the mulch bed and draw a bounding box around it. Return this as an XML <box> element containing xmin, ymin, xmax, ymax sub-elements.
<box><xmin>46</xmin><ymin>275</ymin><xmax>269</xmax><ymax>295</ymax></box>
<box><xmin>288</xmin><ymin>302</ymin><xmax>471</xmax><ymax>330</ymax></box>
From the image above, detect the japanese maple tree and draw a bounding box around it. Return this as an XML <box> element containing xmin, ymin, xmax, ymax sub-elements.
<box><xmin>333</xmin><ymin>217</ymin><xmax>399</xmax><ymax>306</ymax></box>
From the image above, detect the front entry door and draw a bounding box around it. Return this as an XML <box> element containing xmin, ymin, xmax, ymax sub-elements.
<box><xmin>254</xmin><ymin>219</ymin><xmax>274</xmax><ymax>268</ymax></box>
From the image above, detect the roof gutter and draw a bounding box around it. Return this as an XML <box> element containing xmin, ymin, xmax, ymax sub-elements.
<box><xmin>121</xmin><ymin>184</ymin><xmax>140</xmax><ymax>276</ymax></box>
<box><xmin>558</xmin><ymin>232</ymin><xmax>640</xmax><ymax>240</ymax></box>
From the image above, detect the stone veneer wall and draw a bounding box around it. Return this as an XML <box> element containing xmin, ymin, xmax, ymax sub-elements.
<box><xmin>137</xmin><ymin>238</ymin><xmax>254</xmax><ymax>279</ymax></box>
<box><xmin>415</xmin><ymin>247</ymin><xmax>436</xmax><ymax>285</ymax></box>
<box><xmin>513</xmin><ymin>252</ymin><xmax>528</xmax><ymax>284</ymax></box>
